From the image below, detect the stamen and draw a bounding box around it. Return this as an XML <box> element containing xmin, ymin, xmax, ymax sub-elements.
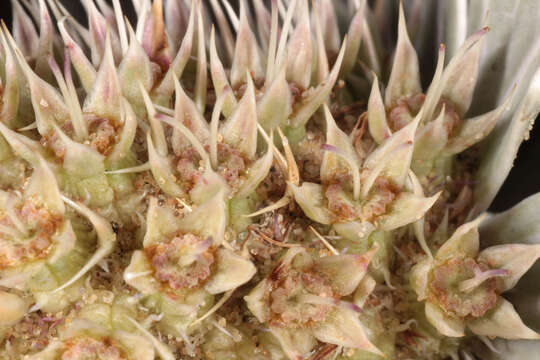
<box><xmin>275</xmin><ymin>0</ymin><xmax>297</xmax><ymax>71</ymax></box>
<box><xmin>459</xmin><ymin>268</ymin><xmax>509</xmax><ymax>293</ymax></box>
<box><xmin>257</xmin><ymin>124</ymin><xmax>287</xmax><ymax>172</ymax></box>
<box><xmin>265</xmin><ymin>0</ymin><xmax>279</xmax><ymax>83</ymax></box>
<box><xmin>104</xmin><ymin>162</ymin><xmax>150</xmax><ymax>174</ymax></box>
<box><xmin>123</xmin><ymin>270</ymin><xmax>153</xmax><ymax>281</ymax></box>
<box><xmin>297</xmin><ymin>294</ymin><xmax>363</xmax><ymax>313</ymax></box>
<box><xmin>17</xmin><ymin>122</ymin><xmax>38</xmax><ymax>131</ymax></box>
<box><xmin>243</xmin><ymin>195</ymin><xmax>292</xmax><ymax>218</ymax></box>
<box><xmin>211</xmin><ymin>319</ymin><xmax>235</xmax><ymax>339</ymax></box>
<box><xmin>277</xmin><ymin>126</ymin><xmax>299</xmax><ymax>185</ymax></box>
<box><xmin>112</xmin><ymin>0</ymin><xmax>128</xmax><ymax>54</ymax></box>
<box><xmin>221</xmin><ymin>0</ymin><xmax>239</xmax><ymax>30</ymax></box>
<box><xmin>189</xmin><ymin>289</ymin><xmax>235</xmax><ymax>327</ymax></box>
<box><xmin>210</xmin><ymin>88</ymin><xmax>227</xmax><ymax>169</ymax></box>
<box><xmin>176</xmin><ymin>198</ymin><xmax>193</xmax><ymax>212</ymax></box>
<box><xmin>309</xmin><ymin>226</ymin><xmax>339</xmax><ymax>255</ymax></box>
<box><xmin>154</xmin><ymin>104</ymin><xmax>175</xmax><ymax>116</ymax></box>
<box><xmin>126</xmin><ymin>316</ymin><xmax>175</xmax><ymax>360</ymax></box>
<box><xmin>249</xmin><ymin>226</ymin><xmax>299</xmax><ymax>248</ymax></box>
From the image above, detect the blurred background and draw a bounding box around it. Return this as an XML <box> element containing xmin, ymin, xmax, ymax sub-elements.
<box><xmin>0</xmin><ymin>0</ymin><xmax>538</xmax><ymax>212</ymax></box>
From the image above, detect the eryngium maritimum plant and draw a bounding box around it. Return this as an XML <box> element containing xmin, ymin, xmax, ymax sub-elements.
<box><xmin>0</xmin><ymin>0</ymin><xmax>539</xmax><ymax>358</ymax></box>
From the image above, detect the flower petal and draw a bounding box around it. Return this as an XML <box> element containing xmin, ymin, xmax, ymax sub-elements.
<box><xmin>235</xmin><ymin>133</ymin><xmax>274</xmax><ymax>198</ymax></box>
<box><xmin>290</xmin><ymin>182</ymin><xmax>333</xmax><ymax>225</ymax></box>
<box><xmin>230</xmin><ymin>1</ymin><xmax>263</xmax><ymax>87</ymax></box>
<box><xmin>220</xmin><ymin>73</ymin><xmax>258</xmax><ymax>159</ymax></box>
<box><xmin>152</xmin><ymin>2</ymin><xmax>195</xmax><ymax>104</ymax></box>
<box><xmin>58</xmin><ymin>18</ymin><xmax>96</xmax><ymax>93</ymax></box>
<box><xmin>385</xmin><ymin>3</ymin><xmax>421</xmax><ymax>107</ymax></box>
<box><xmin>353</xmin><ymin>274</ymin><xmax>376</xmax><ymax>308</ymax></box>
<box><xmin>0</xmin><ymin>121</ymin><xmax>44</xmax><ymax>166</ymax></box>
<box><xmin>209</xmin><ymin>27</ymin><xmax>237</xmax><ymax>118</ymax></box>
<box><xmin>87</xmin><ymin>0</ymin><xmax>121</xmax><ymax>65</ymax></box>
<box><xmin>313</xmin><ymin>307</ymin><xmax>383</xmax><ymax>356</ymax></box>
<box><xmin>286</xmin><ymin>0</ymin><xmax>312</xmax><ymax>89</ymax></box>
<box><xmin>83</xmin><ymin>32</ymin><xmax>122</xmax><ymax>124</ymax></box>
<box><xmin>177</xmin><ymin>191</ymin><xmax>227</xmax><ymax>244</ymax></box>
<box><xmin>368</xmin><ymin>74</ymin><xmax>392</xmax><ymax>144</ymax></box>
<box><xmin>289</xmin><ymin>37</ymin><xmax>347</xmax><ymax>127</ymax></box>
<box><xmin>34</xmin><ymin>0</ymin><xmax>54</xmax><ymax>78</ymax></box>
<box><xmin>443</xmin><ymin>91</ymin><xmax>512</xmax><ymax>156</ymax></box>
<box><xmin>171</xmin><ymin>74</ymin><xmax>210</xmax><ymax>154</ymax></box>
<box><xmin>321</xmin><ymin>105</ymin><xmax>361</xmax><ymax>189</ymax></box>
<box><xmin>194</xmin><ymin>1</ymin><xmax>207</xmax><ymax>113</ymax></box>
<box><xmin>114</xmin><ymin>331</ymin><xmax>156</xmax><ymax>360</ymax></box>
<box><xmin>108</xmin><ymin>98</ymin><xmax>137</xmax><ymax>163</ymax></box>
<box><xmin>410</xmin><ymin>258</ymin><xmax>433</xmax><ymax>301</ymax></box>
<box><xmin>48</xmin><ymin>220</ymin><xmax>76</xmax><ymax>264</ymax></box>
<box><xmin>333</xmin><ymin>220</ymin><xmax>375</xmax><ymax>242</ymax></box>
<box><xmin>204</xmin><ymin>248</ymin><xmax>256</xmax><ymax>294</ymax></box>
<box><xmin>140</xmin><ymin>81</ymin><xmax>168</xmax><ymax>157</ymax></box>
<box><xmin>420</xmin><ymin>44</ymin><xmax>446</xmax><ymax>124</ymax></box>
<box><xmin>11</xmin><ymin>0</ymin><xmax>38</xmax><ymax>58</ymax></box>
<box><xmin>313</xmin><ymin>246</ymin><xmax>378</xmax><ymax>296</ymax></box>
<box><xmin>436</xmin><ymin>215</ymin><xmax>485</xmax><ymax>261</ymax></box>
<box><xmin>378</xmin><ymin>191</ymin><xmax>440</xmax><ymax>231</ymax></box>
<box><xmin>468</xmin><ymin>298</ymin><xmax>540</xmax><ymax>340</ymax></box>
<box><xmin>0</xmin><ymin>290</ymin><xmax>27</xmax><ymax>326</ymax></box>
<box><xmin>124</xmin><ymin>250</ymin><xmax>160</xmax><ymax>295</ymax></box>
<box><xmin>209</xmin><ymin>0</ymin><xmax>235</xmax><ymax>64</ymax></box>
<box><xmin>24</xmin><ymin>157</ymin><xmax>64</xmax><ymax>215</ymax></box>
<box><xmin>118</xmin><ymin>25</ymin><xmax>154</xmax><ymax>116</ymax></box>
<box><xmin>414</xmin><ymin>106</ymin><xmax>448</xmax><ymax>160</ymax></box>
<box><xmin>135</xmin><ymin>0</ymin><xmax>171</xmax><ymax>68</ymax></box>
<box><xmin>363</xmin><ymin>109</ymin><xmax>421</xmax><ymax>189</ymax></box>
<box><xmin>143</xmin><ymin>197</ymin><xmax>183</xmax><ymax>248</ymax></box>
<box><xmin>243</xmin><ymin>278</ymin><xmax>269</xmax><ymax>322</ymax></box>
<box><xmin>480</xmin><ymin>192</ymin><xmax>540</xmax><ymax>246</ymax></box>
<box><xmin>53</xmin><ymin>125</ymin><xmax>105</xmax><ymax>178</ymax></box>
<box><xmin>441</xmin><ymin>27</ymin><xmax>488</xmax><ymax>116</ymax></box>
<box><xmin>55</xmin><ymin>196</ymin><xmax>116</xmax><ymax>292</ymax></box>
<box><xmin>269</xmin><ymin>326</ymin><xmax>317</xmax><ymax>360</ymax></box>
<box><xmin>478</xmin><ymin>244</ymin><xmax>540</xmax><ymax>292</ymax></box>
<box><xmin>4</xmin><ymin>25</ymin><xmax>68</xmax><ymax>135</ymax></box>
<box><xmin>257</xmin><ymin>60</ymin><xmax>291</xmax><ymax>131</ymax></box>
<box><xmin>147</xmin><ymin>131</ymin><xmax>186</xmax><ymax>199</ymax></box>
<box><xmin>340</xmin><ymin>2</ymin><xmax>365</xmax><ymax>79</ymax></box>
<box><xmin>0</xmin><ymin>31</ymin><xmax>20</xmax><ymax>129</ymax></box>
<box><xmin>312</xmin><ymin>0</ymin><xmax>329</xmax><ymax>85</ymax></box>
<box><xmin>425</xmin><ymin>302</ymin><xmax>465</xmax><ymax>337</ymax></box>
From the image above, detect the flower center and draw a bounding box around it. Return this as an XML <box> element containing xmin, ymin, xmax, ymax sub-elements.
<box><xmin>324</xmin><ymin>177</ymin><xmax>398</xmax><ymax>223</ymax></box>
<box><xmin>0</xmin><ymin>201</ymin><xmax>60</xmax><ymax>269</ymax></box>
<box><xmin>175</xmin><ymin>142</ymin><xmax>250</xmax><ymax>191</ymax></box>
<box><xmin>268</xmin><ymin>267</ymin><xmax>336</xmax><ymax>328</ymax></box>
<box><xmin>388</xmin><ymin>94</ymin><xmax>461</xmax><ymax>135</ymax></box>
<box><xmin>428</xmin><ymin>257</ymin><xmax>501</xmax><ymax>318</ymax></box>
<box><xmin>63</xmin><ymin>337</ymin><xmax>128</xmax><ymax>360</ymax></box>
<box><xmin>87</xmin><ymin>117</ymin><xmax>118</xmax><ymax>156</ymax></box>
<box><xmin>146</xmin><ymin>233</ymin><xmax>216</xmax><ymax>290</ymax></box>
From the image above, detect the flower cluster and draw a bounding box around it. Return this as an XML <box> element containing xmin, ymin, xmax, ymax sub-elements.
<box><xmin>0</xmin><ymin>0</ymin><xmax>539</xmax><ymax>359</ymax></box>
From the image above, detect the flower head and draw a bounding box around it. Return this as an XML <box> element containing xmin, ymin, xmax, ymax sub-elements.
<box><xmin>245</xmin><ymin>246</ymin><xmax>382</xmax><ymax>359</ymax></box>
<box><xmin>124</xmin><ymin>193</ymin><xmax>255</xmax><ymax>335</ymax></box>
<box><xmin>411</xmin><ymin>215</ymin><xmax>540</xmax><ymax>339</ymax></box>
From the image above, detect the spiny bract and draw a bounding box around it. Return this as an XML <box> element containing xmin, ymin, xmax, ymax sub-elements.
<box><xmin>0</xmin><ymin>0</ymin><xmax>539</xmax><ymax>359</ymax></box>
